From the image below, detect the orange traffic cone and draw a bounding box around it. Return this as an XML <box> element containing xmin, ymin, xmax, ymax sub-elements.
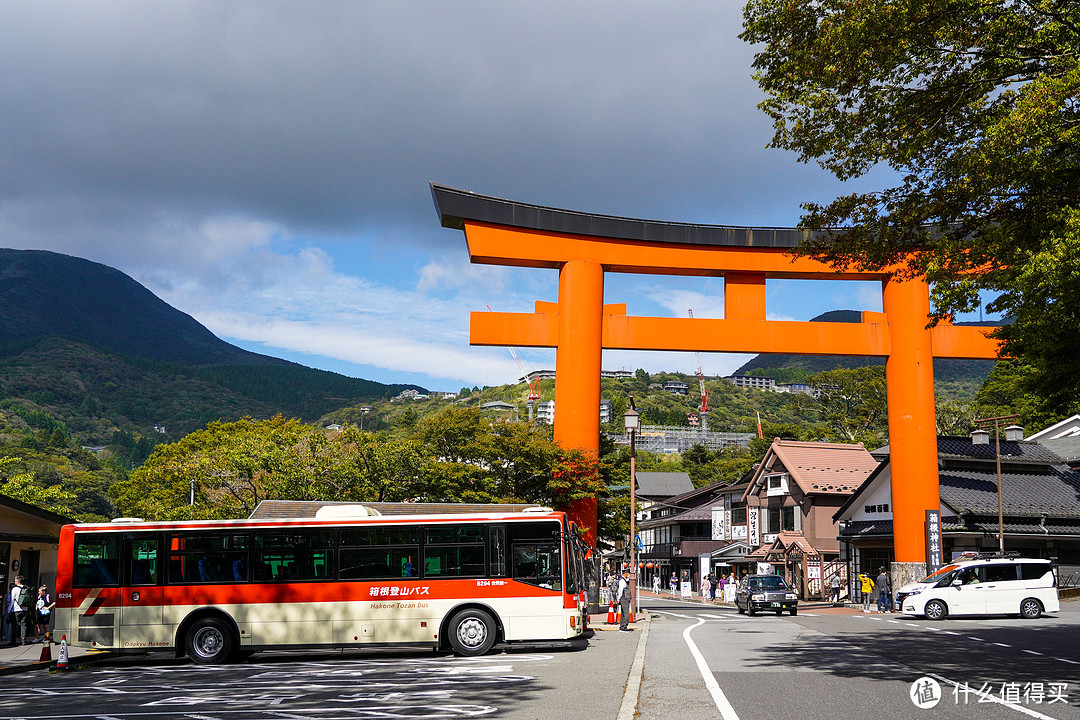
<box><xmin>56</xmin><ymin>635</ymin><xmax>69</xmax><ymax>670</ymax></box>
<box><xmin>38</xmin><ymin>631</ymin><xmax>51</xmax><ymax>662</ymax></box>
<box><xmin>606</xmin><ymin>603</ymin><xmax>616</xmax><ymax>624</ymax></box>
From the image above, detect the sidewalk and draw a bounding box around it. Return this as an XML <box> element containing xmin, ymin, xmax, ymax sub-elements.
<box><xmin>0</xmin><ymin>634</ymin><xmax>112</xmax><ymax>675</ymax></box>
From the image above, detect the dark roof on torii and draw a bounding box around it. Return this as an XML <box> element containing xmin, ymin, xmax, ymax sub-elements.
<box><xmin>430</xmin><ymin>183</ymin><xmax>811</xmax><ymax>249</ymax></box>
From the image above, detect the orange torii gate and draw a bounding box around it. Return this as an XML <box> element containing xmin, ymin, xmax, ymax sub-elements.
<box><xmin>431</xmin><ymin>183</ymin><xmax>1000</xmax><ymax>566</ymax></box>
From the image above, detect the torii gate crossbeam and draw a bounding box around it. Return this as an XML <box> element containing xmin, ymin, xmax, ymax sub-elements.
<box><xmin>431</xmin><ymin>183</ymin><xmax>1000</xmax><ymax>567</ymax></box>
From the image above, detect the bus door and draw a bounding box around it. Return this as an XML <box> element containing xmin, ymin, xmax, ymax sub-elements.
<box><xmin>120</xmin><ymin>534</ymin><xmax>166</xmax><ymax>648</ymax></box>
<box><xmin>71</xmin><ymin>532</ymin><xmax>123</xmax><ymax>649</ymax></box>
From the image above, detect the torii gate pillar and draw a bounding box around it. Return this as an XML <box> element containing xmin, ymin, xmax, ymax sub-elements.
<box><xmin>553</xmin><ymin>260</ymin><xmax>604</xmax><ymax>539</ymax></box>
<box><xmin>883</xmin><ymin>276</ymin><xmax>940</xmax><ymax>563</ymax></box>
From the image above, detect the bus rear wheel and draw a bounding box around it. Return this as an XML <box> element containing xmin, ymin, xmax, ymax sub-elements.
<box><xmin>185</xmin><ymin>617</ymin><xmax>234</xmax><ymax>665</ymax></box>
<box><xmin>448</xmin><ymin>608</ymin><xmax>496</xmax><ymax>656</ymax></box>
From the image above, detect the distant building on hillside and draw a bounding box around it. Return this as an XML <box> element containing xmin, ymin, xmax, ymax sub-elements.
<box><xmin>535</xmin><ymin>399</ymin><xmax>613</xmax><ymax>426</ymax></box>
<box><xmin>520</xmin><ymin>369</ymin><xmax>633</xmax><ymax>383</ymax></box>
<box><xmin>725</xmin><ymin>375</ymin><xmax>776</xmax><ymax>390</ymax></box>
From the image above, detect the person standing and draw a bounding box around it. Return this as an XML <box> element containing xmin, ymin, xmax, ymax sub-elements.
<box><xmin>1</xmin><ymin>582</ymin><xmax>13</xmax><ymax>643</ymax></box>
<box><xmin>669</xmin><ymin>571</ymin><xmax>678</xmax><ymax>597</ymax></box>
<box><xmin>651</xmin><ymin>574</ymin><xmax>660</xmax><ymax>595</ymax></box>
<box><xmin>701</xmin><ymin>574</ymin><xmax>711</xmax><ymax>602</ymax></box>
<box><xmin>830</xmin><ymin>573</ymin><xmax>842</xmax><ymax>605</ymax></box>
<box><xmin>876</xmin><ymin>567</ymin><xmax>892</xmax><ymax>613</ymax></box>
<box><xmin>34</xmin><ymin>585</ymin><xmax>54</xmax><ymax>641</ymax></box>
<box><xmin>858</xmin><ymin>572</ymin><xmax>875</xmax><ymax>613</ymax></box>
<box><xmin>8</xmin><ymin>575</ymin><xmax>30</xmax><ymax>646</ymax></box>
<box><xmin>607</xmin><ymin>572</ymin><xmax>620</xmax><ymax>607</ymax></box>
<box><xmin>618</xmin><ymin>569</ymin><xmax>632</xmax><ymax>631</ymax></box>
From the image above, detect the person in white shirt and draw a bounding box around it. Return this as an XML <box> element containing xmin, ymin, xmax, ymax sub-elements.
<box><xmin>8</xmin><ymin>576</ymin><xmax>30</xmax><ymax>646</ymax></box>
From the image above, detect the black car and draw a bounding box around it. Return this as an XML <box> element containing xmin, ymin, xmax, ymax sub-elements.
<box><xmin>735</xmin><ymin>574</ymin><xmax>799</xmax><ymax>616</ymax></box>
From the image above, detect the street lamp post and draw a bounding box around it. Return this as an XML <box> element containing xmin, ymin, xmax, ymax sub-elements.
<box><xmin>973</xmin><ymin>414</ymin><xmax>1020</xmax><ymax>555</ymax></box>
<box><xmin>624</xmin><ymin>398</ymin><xmax>640</xmax><ymax>619</ymax></box>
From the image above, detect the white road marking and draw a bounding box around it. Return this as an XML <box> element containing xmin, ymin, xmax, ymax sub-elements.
<box><xmin>682</xmin><ymin>618</ymin><xmax>740</xmax><ymax>720</ymax></box>
<box><xmin>1023</xmin><ymin>650</ymin><xmax>1043</xmax><ymax>656</ymax></box>
<box><xmin>968</xmin><ymin>636</ymin><xmax>985</xmax><ymax>641</ymax></box>
<box><xmin>993</xmin><ymin>642</ymin><xmax>1012</xmax><ymax>648</ymax></box>
<box><xmin>1056</xmin><ymin>658</ymin><xmax>1079</xmax><ymax>665</ymax></box>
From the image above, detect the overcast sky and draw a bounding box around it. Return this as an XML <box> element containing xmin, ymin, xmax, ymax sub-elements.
<box><xmin>0</xmin><ymin>2</ymin><xmax>938</xmax><ymax>391</ymax></box>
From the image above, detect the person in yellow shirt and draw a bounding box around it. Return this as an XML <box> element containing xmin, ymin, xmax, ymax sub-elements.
<box><xmin>859</xmin><ymin>572</ymin><xmax>875</xmax><ymax>613</ymax></box>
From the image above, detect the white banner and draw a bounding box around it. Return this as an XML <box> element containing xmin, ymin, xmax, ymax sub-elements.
<box><xmin>711</xmin><ymin>507</ymin><xmax>725</xmax><ymax>540</ymax></box>
<box><xmin>748</xmin><ymin>506</ymin><xmax>760</xmax><ymax>547</ymax></box>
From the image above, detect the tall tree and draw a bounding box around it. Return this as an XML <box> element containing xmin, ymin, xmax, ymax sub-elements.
<box><xmin>742</xmin><ymin>2</ymin><xmax>1080</xmax><ymax>409</ymax></box>
<box><xmin>807</xmin><ymin>366</ymin><xmax>888</xmax><ymax>445</ymax></box>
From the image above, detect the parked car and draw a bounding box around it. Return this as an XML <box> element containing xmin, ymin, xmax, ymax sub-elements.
<box><xmin>897</xmin><ymin>555</ymin><xmax>1059</xmax><ymax>620</ymax></box>
<box><xmin>735</xmin><ymin>574</ymin><xmax>798</xmax><ymax>616</ymax></box>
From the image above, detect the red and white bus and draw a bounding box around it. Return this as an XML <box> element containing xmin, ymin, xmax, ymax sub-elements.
<box><xmin>54</xmin><ymin>506</ymin><xmax>588</xmax><ymax>663</ymax></box>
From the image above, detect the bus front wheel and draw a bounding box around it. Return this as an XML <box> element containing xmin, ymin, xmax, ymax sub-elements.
<box><xmin>447</xmin><ymin>608</ymin><xmax>496</xmax><ymax>656</ymax></box>
<box><xmin>185</xmin><ymin>617</ymin><xmax>234</xmax><ymax>665</ymax></box>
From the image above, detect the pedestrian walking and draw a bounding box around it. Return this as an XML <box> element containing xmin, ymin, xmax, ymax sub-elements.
<box><xmin>669</xmin><ymin>572</ymin><xmax>678</xmax><ymax>597</ymax></box>
<box><xmin>618</xmin><ymin>569</ymin><xmax>632</xmax><ymax>631</ymax></box>
<box><xmin>8</xmin><ymin>575</ymin><xmax>31</xmax><ymax>646</ymax></box>
<box><xmin>858</xmin><ymin>572</ymin><xmax>875</xmax><ymax>613</ymax></box>
<box><xmin>701</xmin><ymin>574</ymin><xmax>711</xmax><ymax>601</ymax></box>
<box><xmin>651</xmin><ymin>574</ymin><xmax>660</xmax><ymax>595</ymax></box>
<box><xmin>876</xmin><ymin>567</ymin><xmax>892</xmax><ymax>613</ymax></box>
<box><xmin>830</xmin><ymin>573</ymin><xmax>842</xmax><ymax>605</ymax></box>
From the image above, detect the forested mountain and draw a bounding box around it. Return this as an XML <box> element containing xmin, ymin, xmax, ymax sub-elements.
<box><xmin>0</xmin><ymin>249</ymin><xmax>423</xmax><ymax>445</ymax></box>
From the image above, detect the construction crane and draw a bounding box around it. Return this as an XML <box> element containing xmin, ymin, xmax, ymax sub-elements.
<box><xmin>688</xmin><ymin>309</ymin><xmax>709</xmax><ymax>430</ymax></box>
<box><xmin>487</xmin><ymin>306</ymin><xmax>542</xmax><ymax>422</ymax></box>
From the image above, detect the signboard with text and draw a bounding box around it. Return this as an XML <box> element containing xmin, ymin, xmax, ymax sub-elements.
<box><xmin>926</xmin><ymin>509</ymin><xmax>943</xmax><ymax>572</ymax></box>
<box><xmin>748</xmin><ymin>506</ymin><xmax>760</xmax><ymax>547</ymax></box>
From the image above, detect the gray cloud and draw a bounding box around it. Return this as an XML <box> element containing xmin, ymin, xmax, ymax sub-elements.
<box><xmin>0</xmin><ymin>1</ymin><xmax>873</xmax><ymax>387</ymax></box>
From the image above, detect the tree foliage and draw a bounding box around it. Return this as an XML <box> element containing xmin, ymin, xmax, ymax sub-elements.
<box><xmin>742</xmin><ymin>1</ymin><xmax>1080</xmax><ymax>409</ymax></box>
<box><xmin>109</xmin><ymin>411</ymin><xmax>611</xmax><ymax>531</ymax></box>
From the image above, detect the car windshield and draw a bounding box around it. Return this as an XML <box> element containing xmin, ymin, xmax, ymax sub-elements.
<box><xmin>749</xmin><ymin>576</ymin><xmax>788</xmax><ymax>591</ymax></box>
<box><xmin>920</xmin><ymin>563</ymin><xmax>962</xmax><ymax>583</ymax></box>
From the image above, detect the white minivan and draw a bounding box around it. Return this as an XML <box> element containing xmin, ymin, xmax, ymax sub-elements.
<box><xmin>898</xmin><ymin>556</ymin><xmax>1059</xmax><ymax>620</ymax></box>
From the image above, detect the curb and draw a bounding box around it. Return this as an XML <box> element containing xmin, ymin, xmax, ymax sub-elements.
<box><xmin>616</xmin><ymin>612</ymin><xmax>650</xmax><ymax>720</ymax></box>
<box><xmin>0</xmin><ymin>650</ymin><xmax>116</xmax><ymax>676</ymax></box>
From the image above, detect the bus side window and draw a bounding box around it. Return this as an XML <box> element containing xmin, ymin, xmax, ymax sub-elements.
<box><xmin>74</xmin><ymin>535</ymin><xmax>121</xmax><ymax>588</ymax></box>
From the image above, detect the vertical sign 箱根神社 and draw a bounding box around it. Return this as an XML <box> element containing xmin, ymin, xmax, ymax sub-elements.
<box><xmin>926</xmin><ymin>509</ymin><xmax>942</xmax><ymax>572</ymax></box>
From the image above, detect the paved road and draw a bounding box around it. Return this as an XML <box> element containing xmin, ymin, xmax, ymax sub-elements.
<box><xmin>7</xmin><ymin>598</ymin><xmax>1080</xmax><ymax>720</ymax></box>
<box><xmin>0</xmin><ymin>629</ymin><xmax>638</xmax><ymax>720</ymax></box>
<box><xmin>640</xmin><ymin>596</ymin><xmax>1080</xmax><ymax>720</ymax></box>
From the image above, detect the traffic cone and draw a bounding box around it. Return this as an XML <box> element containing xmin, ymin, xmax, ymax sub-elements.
<box><xmin>38</xmin><ymin>631</ymin><xmax>51</xmax><ymax>662</ymax></box>
<box><xmin>56</xmin><ymin>635</ymin><xmax>69</xmax><ymax>670</ymax></box>
<box><xmin>606</xmin><ymin>602</ymin><xmax>616</xmax><ymax>624</ymax></box>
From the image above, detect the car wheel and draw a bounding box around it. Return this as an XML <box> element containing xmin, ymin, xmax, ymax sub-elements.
<box><xmin>736</xmin><ymin>603</ymin><xmax>745</xmax><ymax>615</ymax></box>
<box><xmin>747</xmin><ymin>605</ymin><xmax>756</xmax><ymax>617</ymax></box>
<box><xmin>924</xmin><ymin>599</ymin><xmax>948</xmax><ymax>621</ymax></box>
<box><xmin>775</xmin><ymin>610</ymin><xmax>783</xmax><ymax>616</ymax></box>
<box><xmin>1019</xmin><ymin>598</ymin><xmax>1043</xmax><ymax>619</ymax></box>
<box><xmin>789</xmin><ymin>608</ymin><xmax>798</xmax><ymax>616</ymax></box>
<box><xmin>185</xmin><ymin>617</ymin><xmax>234</xmax><ymax>665</ymax></box>
<box><xmin>447</xmin><ymin>608</ymin><xmax>497</xmax><ymax>656</ymax></box>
